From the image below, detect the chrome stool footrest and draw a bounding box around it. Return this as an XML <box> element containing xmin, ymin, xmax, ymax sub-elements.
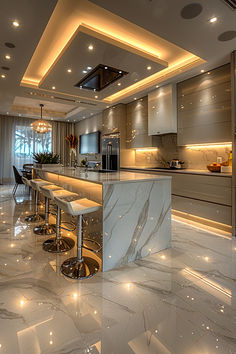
<box><xmin>60</xmin><ymin>256</ymin><xmax>99</xmax><ymax>279</ymax></box>
<box><xmin>83</xmin><ymin>238</ymin><xmax>102</xmax><ymax>253</ymax></box>
<box><xmin>25</xmin><ymin>213</ymin><xmax>45</xmax><ymax>222</ymax></box>
<box><xmin>42</xmin><ymin>237</ymin><xmax>75</xmax><ymax>253</ymax></box>
<box><xmin>34</xmin><ymin>223</ymin><xmax>56</xmax><ymax>235</ymax></box>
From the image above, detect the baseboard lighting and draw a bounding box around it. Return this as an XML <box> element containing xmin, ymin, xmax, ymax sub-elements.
<box><xmin>185</xmin><ymin>143</ymin><xmax>232</xmax><ymax>149</ymax></box>
<box><xmin>183</xmin><ymin>268</ymin><xmax>232</xmax><ymax>298</ymax></box>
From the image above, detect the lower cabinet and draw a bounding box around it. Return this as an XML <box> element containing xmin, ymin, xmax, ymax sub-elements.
<box><xmin>124</xmin><ymin>168</ymin><xmax>232</xmax><ymax>226</ymax></box>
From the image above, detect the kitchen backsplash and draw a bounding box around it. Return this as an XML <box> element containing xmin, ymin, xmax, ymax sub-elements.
<box><xmin>122</xmin><ymin>134</ymin><xmax>231</xmax><ymax>170</ymax></box>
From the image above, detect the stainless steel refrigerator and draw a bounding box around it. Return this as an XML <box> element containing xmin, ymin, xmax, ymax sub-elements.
<box><xmin>101</xmin><ymin>133</ymin><xmax>120</xmax><ymax>171</ymax></box>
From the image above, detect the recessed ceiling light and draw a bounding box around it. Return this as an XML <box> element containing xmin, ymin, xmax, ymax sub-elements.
<box><xmin>52</xmin><ymin>86</ymin><xmax>56</xmax><ymax>90</ymax></box>
<box><xmin>134</xmin><ymin>97</ymin><xmax>137</xmax><ymax>100</ymax></box>
<box><xmin>147</xmin><ymin>66</ymin><xmax>152</xmax><ymax>70</ymax></box>
<box><xmin>104</xmin><ymin>66</ymin><xmax>108</xmax><ymax>70</ymax></box>
<box><xmin>201</xmin><ymin>69</ymin><xmax>205</xmax><ymax>73</ymax></box>
<box><xmin>209</xmin><ymin>17</ymin><xmax>217</xmax><ymax>23</ymax></box>
<box><xmin>207</xmin><ymin>72</ymin><xmax>210</xmax><ymax>75</ymax></box>
<box><xmin>5</xmin><ymin>55</ymin><xmax>11</xmax><ymax>60</ymax></box>
<box><xmin>117</xmin><ymin>83</ymin><xmax>121</xmax><ymax>86</ymax></box>
<box><xmin>12</xmin><ymin>20</ymin><xmax>20</xmax><ymax>27</ymax></box>
<box><xmin>1</xmin><ymin>74</ymin><xmax>6</xmax><ymax>79</ymax></box>
<box><xmin>88</xmin><ymin>44</ymin><xmax>94</xmax><ymax>51</ymax></box>
<box><xmin>6</xmin><ymin>112</ymin><xmax>9</xmax><ymax>115</ymax></box>
<box><xmin>95</xmin><ymin>95</ymin><xmax>98</xmax><ymax>99</ymax></box>
<box><xmin>87</xmin><ymin>66</ymin><xmax>92</xmax><ymax>70</ymax></box>
<box><xmin>106</xmin><ymin>106</ymin><xmax>109</xmax><ymax>108</ymax></box>
<box><xmin>156</xmin><ymin>85</ymin><xmax>159</xmax><ymax>88</ymax></box>
<box><xmin>67</xmin><ymin>68</ymin><xmax>72</xmax><ymax>73</ymax></box>
<box><xmin>119</xmin><ymin>71</ymin><xmax>122</xmax><ymax>74</ymax></box>
<box><xmin>82</xmin><ymin>70</ymin><xmax>87</xmax><ymax>74</ymax></box>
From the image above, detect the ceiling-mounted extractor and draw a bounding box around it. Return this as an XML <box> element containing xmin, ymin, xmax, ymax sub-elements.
<box><xmin>31</xmin><ymin>104</ymin><xmax>52</xmax><ymax>134</ymax></box>
<box><xmin>75</xmin><ymin>64</ymin><xmax>128</xmax><ymax>91</ymax></box>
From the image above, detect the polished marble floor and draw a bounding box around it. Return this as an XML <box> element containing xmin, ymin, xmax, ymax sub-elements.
<box><xmin>0</xmin><ymin>185</ymin><xmax>236</xmax><ymax>354</ymax></box>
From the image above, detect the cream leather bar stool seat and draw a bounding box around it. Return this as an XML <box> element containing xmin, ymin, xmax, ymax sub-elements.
<box><xmin>25</xmin><ymin>179</ymin><xmax>50</xmax><ymax>223</ymax></box>
<box><xmin>41</xmin><ymin>188</ymin><xmax>76</xmax><ymax>253</ymax></box>
<box><xmin>54</xmin><ymin>194</ymin><xmax>101</xmax><ymax>279</ymax></box>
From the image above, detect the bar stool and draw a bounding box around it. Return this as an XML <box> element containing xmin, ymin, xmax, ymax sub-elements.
<box><xmin>25</xmin><ymin>179</ymin><xmax>50</xmax><ymax>222</ymax></box>
<box><xmin>42</xmin><ymin>188</ymin><xmax>77</xmax><ymax>253</ymax></box>
<box><xmin>30</xmin><ymin>178</ymin><xmax>52</xmax><ymax>231</ymax></box>
<box><xmin>54</xmin><ymin>194</ymin><xmax>101</xmax><ymax>279</ymax></box>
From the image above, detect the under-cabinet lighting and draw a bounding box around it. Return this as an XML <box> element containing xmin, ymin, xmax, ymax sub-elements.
<box><xmin>185</xmin><ymin>142</ymin><xmax>232</xmax><ymax>149</ymax></box>
<box><xmin>135</xmin><ymin>148</ymin><xmax>158</xmax><ymax>152</ymax></box>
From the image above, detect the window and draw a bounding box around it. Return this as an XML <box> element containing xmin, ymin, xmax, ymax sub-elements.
<box><xmin>14</xmin><ymin>124</ymin><xmax>52</xmax><ymax>164</ymax></box>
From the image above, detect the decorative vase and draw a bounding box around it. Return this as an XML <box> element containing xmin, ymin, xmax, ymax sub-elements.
<box><xmin>69</xmin><ymin>147</ymin><xmax>77</xmax><ymax>167</ymax></box>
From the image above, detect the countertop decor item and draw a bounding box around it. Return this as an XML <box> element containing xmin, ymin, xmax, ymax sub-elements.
<box><xmin>207</xmin><ymin>163</ymin><xmax>221</xmax><ymax>172</ymax></box>
<box><xmin>31</xmin><ymin>104</ymin><xmax>52</xmax><ymax>134</ymax></box>
<box><xmin>33</xmin><ymin>152</ymin><xmax>59</xmax><ymax>168</ymax></box>
<box><xmin>66</xmin><ymin>134</ymin><xmax>78</xmax><ymax>167</ymax></box>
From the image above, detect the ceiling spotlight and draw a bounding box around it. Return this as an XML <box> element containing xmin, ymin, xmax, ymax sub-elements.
<box><xmin>95</xmin><ymin>95</ymin><xmax>98</xmax><ymax>99</ymax></box>
<box><xmin>106</xmin><ymin>106</ymin><xmax>109</xmax><ymax>108</ymax></box>
<box><xmin>12</xmin><ymin>20</ymin><xmax>20</xmax><ymax>27</ymax></box>
<box><xmin>5</xmin><ymin>55</ymin><xmax>11</xmax><ymax>60</ymax></box>
<box><xmin>67</xmin><ymin>68</ymin><xmax>72</xmax><ymax>73</ymax></box>
<box><xmin>119</xmin><ymin>71</ymin><xmax>122</xmax><ymax>74</ymax></box>
<box><xmin>147</xmin><ymin>66</ymin><xmax>152</xmax><ymax>70</ymax></box>
<box><xmin>82</xmin><ymin>70</ymin><xmax>87</xmax><ymax>74</ymax></box>
<box><xmin>134</xmin><ymin>97</ymin><xmax>137</xmax><ymax>100</ymax></box>
<box><xmin>209</xmin><ymin>17</ymin><xmax>217</xmax><ymax>23</ymax></box>
<box><xmin>156</xmin><ymin>85</ymin><xmax>159</xmax><ymax>88</ymax></box>
<box><xmin>201</xmin><ymin>69</ymin><xmax>205</xmax><ymax>73</ymax></box>
<box><xmin>88</xmin><ymin>44</ymin><xmax>94</xmax><ymax>51</ymax></box>
<box><xmin>104</xmin><ymin>66</ymin><xmax>108</xmax><ymax>70</ymax></box>
<box><xmin>1</xmin><ymin>74</ymin><xmax>6</xmax><ymax>78</ymax></box>
<box><xmin>87</xmin><ymin>66</ymin><xmax>92</xmax><ymax>70</ymax></box>
<box><xmin>52</xmin><ymin>86</ymin><xmax>56</xmax><ymax>90</ymax></box>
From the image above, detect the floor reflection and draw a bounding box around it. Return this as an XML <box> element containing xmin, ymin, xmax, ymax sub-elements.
<box><xmin>0</xmin><ymin>185</ymin><xmax>236</xmax><ymax>354</ymax></box>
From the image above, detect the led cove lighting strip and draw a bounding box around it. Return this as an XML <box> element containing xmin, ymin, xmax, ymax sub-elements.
<box><xmin>184</xmin><ymin>268</ymin><xmax>232</xmax><ymax>298</ymax></box>
<box><xmin>135</xmin><ymin>148</ymin><xmax>158</xmax><ymax>152</ymax></box>
<box><xmin>185</xmin><ymin>143</ymin><xmax>232</xmax><ymax>149</ymax></box>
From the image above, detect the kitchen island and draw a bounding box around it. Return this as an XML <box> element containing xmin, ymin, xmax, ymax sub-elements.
<box><xmin>34</xmin><ymin>167</ymin><xmax>171</xmax><ymax>271</ymax></box>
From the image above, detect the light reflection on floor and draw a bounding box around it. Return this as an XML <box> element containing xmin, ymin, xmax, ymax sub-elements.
<box><xmin>0</xmin><ymin>185</ymin><xmax>236</xmax><ymax>354</ymax></box>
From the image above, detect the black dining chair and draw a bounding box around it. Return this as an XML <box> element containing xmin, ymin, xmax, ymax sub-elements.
<box><xmin>12</xmin><ymin>166</ymin><xmax>24</xmax><ymax>195</ymax></box>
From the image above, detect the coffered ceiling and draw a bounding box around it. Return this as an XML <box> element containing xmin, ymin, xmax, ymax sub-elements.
<box><xmin>0</xmin><ymin>0</ymin><xmax>235</xmax><ymax>122</ymax></box>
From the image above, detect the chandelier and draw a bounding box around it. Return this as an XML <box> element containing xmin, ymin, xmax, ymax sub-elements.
<box><xmin>31</xmin><ymin>104</ymin><xmax>52</xmax><ymax>134</ymax></box>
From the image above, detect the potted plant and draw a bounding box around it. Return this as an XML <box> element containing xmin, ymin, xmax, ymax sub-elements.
<box><xmin>33</xmin><ymin>152</ymin><xmax>60</xmax><ymax>169</ymax></box>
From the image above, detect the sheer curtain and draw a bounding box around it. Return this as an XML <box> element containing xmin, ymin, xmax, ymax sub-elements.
<box><xmin>0</xmin><ymin>115</ymin><xmax>52</xmax><ymax>183</ymax></box>
<box><xmin>0</xmin><ymin>114</ymin><xmax>75</xmax><ymax>184</ymax></box>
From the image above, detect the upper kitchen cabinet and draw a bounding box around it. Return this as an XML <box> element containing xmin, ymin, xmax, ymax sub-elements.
<box><xmin>126</xmin><ymin>97</ymin><xmax>158</xmax><ymax>149</ymax></box>
<box><xmin>148</xmin><ymin>84</ymin><xmax>177</xmax><ymax>136</ymax></box>
<box><xmin>177</xmin><ymin>64</ymin><xmax>231</xmax><ymax>146</ymax></box>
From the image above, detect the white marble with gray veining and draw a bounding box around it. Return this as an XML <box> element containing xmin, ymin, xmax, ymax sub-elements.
<box><xmin>0</xmin><ymin>185</ymin><xmax>236</xmax><ymax>354</ymax></box>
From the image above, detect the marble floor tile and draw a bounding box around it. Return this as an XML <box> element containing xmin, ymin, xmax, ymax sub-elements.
<box><xmin>0</xmin><ymin>185</ymin><xmax>236</xmax><ymax>354</ymax></box>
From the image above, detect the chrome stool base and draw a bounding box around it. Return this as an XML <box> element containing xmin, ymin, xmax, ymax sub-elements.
<box><xmin>42</xmin><ymin>237</ymin><xmax>75</xmax><ymax>253</ymax></box>
<box><xmin>61</xmin><ymin>256</ymin><xmax>99</xmax><ymax>279</ymax></box>
<box><xmin>33</xmin><ymin>224</ymin><xmax>56</xmax><ymax>235</ymax></box>
<box><xmin>25</xmin><ymin>213</ymin><xmax>45</xmax><ymax>222</ymax></box>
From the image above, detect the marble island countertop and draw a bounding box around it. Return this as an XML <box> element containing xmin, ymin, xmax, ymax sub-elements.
<box><xmin>121</xmin><ymin>166</ymin><xmax>232</xmax><ymax>177</ymax></box>
<box><xmin>33</xmin><ymin>166</ymin><xmax>171</xmax><ymax>185</ymax></box>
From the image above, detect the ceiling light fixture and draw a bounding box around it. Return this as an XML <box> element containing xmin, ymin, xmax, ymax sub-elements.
<box><xmin>201</xmin><ymin>69</ymin><xmax>205</xmax><ymax>73</ymax></box>
<box><xmin>209</xmin><ymin>17</ymin><xmax>218</xmax><ymax>23</ymax></box>
<box><xmin>52</xmin><ymin>86</ymin><xmax>56</xmax><ymax>90</ymax></box>
<box><xmin>1</xmin><ymin>74</ymin><xmax>6</xmax><ymax>79</ymax></box>
<box><xmin>31</xmin><ymin>104</ymin><xmax>52</xmax><ymax>134</ymax></box>
<box><xmin>156</xmin><ymin>85</ymin><xmax>159</xmax><ymax>88</ymax></box>
<box><xmin>147</xmin><ymin>66</ymin><xmax>152</xmax><ymax>70</ymax></box>
<box><xmin>87</xmin><ymin>66</ymin><xmax>92</xmax><ymax>70</ymax></box>
<box><xmin>95</xmin><ymin>95</ymin><xmax>98</xmax><ymax>99</ymax></box>
<box><xmin>82</xmin><ymin>70</ymin><xmax>87</xmax><ymax>74</ymax></box>
<box><xmin>67</xmin><ymin>68</ymin><xmax>72</xmax><ymax>73</ymax></box>
<box><xmin>88</xmin><ymin>44</ymin><xmax>94</xmax><ymax>51</ymax></box>
<box><xmin>12</xmin><ymin>20</ymin><xmax>20</xmax><ymax>27</ymax></box>
<box><xmin>134</xmin><ymin>97</ymin><xmax>137</xmax><ymax>100</ymax></box>
<box><xmin>117</xmin><ymin>83</ymin><xmax>121</xmax><ymax>86</ymax></box>
<box><xmin>5</xmin><ymin>55</ymin><xmax>11</xmax><ymax>60</ymax></box>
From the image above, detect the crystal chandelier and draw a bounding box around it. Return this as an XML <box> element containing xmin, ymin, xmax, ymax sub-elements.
<box><xmin>31</xmin><ymin>104</ymin><xmax>52</xmax><ymax>134</ymax></box>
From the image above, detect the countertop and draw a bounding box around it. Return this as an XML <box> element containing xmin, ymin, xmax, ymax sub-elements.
<box><xmin>121</xmin><ymin>166</ymin><xmax>232</xmax><ymax>177</ymax></box>
<box><xmin>34</xmin><ymin>166</ymin><xmax>171</xmax><ymax>185</ymax></box>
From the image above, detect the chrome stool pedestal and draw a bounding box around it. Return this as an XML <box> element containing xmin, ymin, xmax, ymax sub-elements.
<box><xmin>54</xmin><ymin>196</ymin><xmax>101</xmax><ymax>280</ymax></box>
<box><xmin>33</xmin><ymin>196</ymin><xmax>56</xmax><ymax>235</ymax></box>
<box><xmin>42</xmin><ymin>189</ymin><xmax>76</xmax><ymax>253</ymax></box>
